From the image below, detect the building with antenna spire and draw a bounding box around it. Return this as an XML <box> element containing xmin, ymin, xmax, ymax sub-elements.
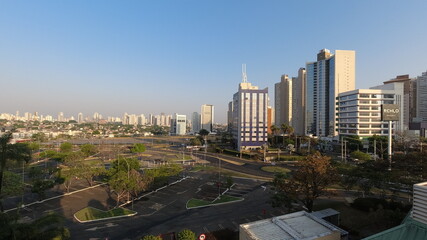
<box><xmin>230</xmin><ymin>64</ymin><xmax>270</xmax><ymax>150</ymax></box>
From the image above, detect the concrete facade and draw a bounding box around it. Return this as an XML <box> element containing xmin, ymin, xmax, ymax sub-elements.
<box><xmin>306</xmin><ymin>49</ymin><xmax>355</xmax><ymax>137</ymax></box>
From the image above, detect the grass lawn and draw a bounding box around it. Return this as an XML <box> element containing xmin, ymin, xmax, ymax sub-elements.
<box><xmin>74</xmin><ymin>207</ymin><xmax>136</xmax><ymax>222</ymax></box>
<box><xmin>261</xmin><ymin>166</ymin><xmax>291</xmax><ymax>174</ymax></box>
<box><xmin>187</xmin><ymin>195</ymin><xmax>243</xmax><ymax>209</ymax></box>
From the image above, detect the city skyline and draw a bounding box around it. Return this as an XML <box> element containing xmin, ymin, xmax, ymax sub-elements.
<box><xmin>1</xmin><ymin>1</ymin><xmax>427</xmax><ymax>123</ymax></box>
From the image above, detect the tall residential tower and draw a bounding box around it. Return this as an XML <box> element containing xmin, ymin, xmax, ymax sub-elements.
<box><xmin>306</xmin><ymin>49</ymin><xmax>355</xmax><ymax>137</ymax></box>
<box><xmin>201</xmin><ymin>104</ymin><xmax>214</xmax><ymax>132</ymax></box>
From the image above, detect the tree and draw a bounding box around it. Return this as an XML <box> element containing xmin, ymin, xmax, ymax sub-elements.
<box><xmin>271</xmin><ymin>172</ymin><xmax>295</xmax><ymax>212</ymax></box>
<box><xmin>0</xmin><ymin>212</ymin><xmax>70</xmax><ymax>240</ymax></box>
<box><xmin>80</xmin><ymin>144</ymin><xmax>98</xmax><ymax>157</ymax></box>
<box><xmin>79</xmin><ymin>161</ymin><xmax>106</xmax><ymax>186</ymax></box>
<box><xmin>108</xmin><ymin>158</ymin><xmax>149</xmax><ymax>205</ymax></box>
<box><xmin>142</xmin><ymin>235</ymin><xmax>162</xmax><ymax>240</ymax></box>
<box><xmin>280</xmin><ymin>124</ymin><xmax>294</xmax><ymax>146</ymax></box>
<box><xmin>270</xmin><ymin>125</ymin><xmax>279</xmax><ymax>146</ymax></box>
<box><xmin>198</xmin><ymin>129</ymin><xmax>209</xmax><ymax>137</ymax></box>
<box><xmin>2</xmin><ymin>171</ymin><xmax>24</xmax><ymax>198</ymax></box>
<box><xmin>59</xmin><ymin>142</ymin><xmax>73</xmax><ymax>153</ymax></box>
<box><xmin>0</xmin><ymin>133</ymin><xmax>31</xmax><ymax>211</ymax></box>
<box><xmin>131</xmin><ymin>143</ymin><xmax>146</xmax><ymax>154</ymax></box>
<box><xmin>350</xmin><ymin>150</ymin><xmax>371</xmax><ymax>161</ymax></box>
<box><xmin>189</xmin><ymin>137</ymin><xmax>202</xmax><ymax>146</ymax></box>
<box><xmin>177</xmin><ymin>229</ymin><xmax>196</xmax><ymax>240</ymax></box>
<box><xmin>31</xmin><ymin>132</ymin><xmax>47</xmax><ymax>142</ymax></box>
<box><xmin>272</xmin><ymin>152</ymin><xmax>337</xmax><ymax>212</ymax></box>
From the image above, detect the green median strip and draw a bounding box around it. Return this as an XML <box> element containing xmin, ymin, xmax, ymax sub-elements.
<box><xmin>74</xmin><ymin>207</ymin><xmax>137</xmax><ymax>223</ymax></box>
<box><xmin>186</xmin><ymin>195</ymin><xmax>243</xmax><ymax>209</ymax></box>
<box><xmin>261</xmin><ymin>166</ymin><xmax>291</xmax><ymax>174</ymax></box>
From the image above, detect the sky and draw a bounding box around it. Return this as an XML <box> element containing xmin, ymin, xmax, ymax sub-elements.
<box><xmin>1</xmin><ymin>0</ymin><xmax>427</xmax><ymax>123</ymax></box>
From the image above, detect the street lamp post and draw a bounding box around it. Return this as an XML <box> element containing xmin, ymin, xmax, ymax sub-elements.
<box><xmin>218</xmin><ymin>153</ymin><xmax>221</xmax><ymax>198</ymax></box>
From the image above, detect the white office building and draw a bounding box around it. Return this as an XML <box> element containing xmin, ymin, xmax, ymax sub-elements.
<box><xmin>231</xmin><ymin>66</ymin><xmax>269</xmax><ymax>150</ymax></box>
<box><xmin>370</xmin><ymin>82</ymin><xmax>405</xmax><ymax>133</ymax></box>
<box><xmin>337</xmin><ymin>89</ymin><xmax>396</xmax><ymax>137</ymax></box>
<box><xmin>170</xmin><ymin>114</ymin><xmax>187</xmax><ymax>135</ymax></box>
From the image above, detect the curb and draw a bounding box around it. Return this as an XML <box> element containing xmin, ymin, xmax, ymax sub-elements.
<box><xmin>186</xmin><ymin>197</ymin><xmax>244</xmax><ymax>210</ymax></box>
<box><xmin>73</xmin><ymin>207</ymin><xmax>137</xmax><ymax>223</ymax></box>
<box><xmin>4</xmin><ymin>183</ymin><xmax>107</xmax><ymax>213</ymax></box>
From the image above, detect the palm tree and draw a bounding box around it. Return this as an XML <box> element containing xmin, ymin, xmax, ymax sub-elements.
<box><xmin>0</xmin><ymin>133</ymin><xmax>31</xmax><ymax>212</ymax></box>
<box><xmin>280</xmin><ymin>123</ymin><xmax>290</xmax><ymax>146</ymax></box>
<box><xmin>270</xmin><ymin>125</ymin><xmax>279</xmax><ymax>146</ymax></box>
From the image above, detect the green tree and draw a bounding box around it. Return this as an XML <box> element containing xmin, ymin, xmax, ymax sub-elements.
<box><xmin>28</xmin><ymin>142</ymin><xmax>41</xmax><ymax>152</ymax></box>
<box><xmin>350</xmin><ymin>150</ymin><xmax>371</xmax><ymax>161</ymax></box>
<box><xmin>31</xmin><ymin>132</ymin><xmax>47</xmax><ymax>142</ymax></box>
<box><xmin>0</xmin><ymin>133</ymin><xmax>31</xmax><ymax>211</ymax></box>
<box><xmin>280</xmin><ymin>123</ymin><xmax>294</xmax><ymax>146</ymax></box>
<box><xmin>177</xmin><ymin>229</ymin><xmax>196</xmax><ymax>240</ymax></box>
<box><xmin>0</xmin><ymin>212</ymin><xmax>70</xmax><ymax>240</ymax></box>
<box><xmin>79</xmin><ymin>161</ymin><xmax>106</xmax><ymax>186</ymax></box>
<box><xmin>2</xmin><ymin>171</ymin><xmax>24</xmax><ymax>198</ymax></box>
<box><xmin>270</xmin><ymin>125</ymin><xmax>279</xmax><ymax>146</ymax></box>
<box><xmin>80</xmin><ymin>144</ymin><xmax>98</xmax><ymax>157</ymax></box>
<box><xmin>142</xmin><ymin>235</ymin><xmax>162</xmax><ymax>240</ymax></box>
<box><xmin>59</xmin><ymin>142</ymin><xmax>73</xmax><ymax>153</ymax></box>
<box><xmin>189</xmin><ymin>137</ymin><xmax>202</xmax><ymax>146</ymax></box>
<box><xmin>131</xmin><ymin>143</ymin><xmax>146</xmax><ymax>154</ymax></box>
<box><xmin>271</xmin><ymin>172</ymin><xmax>295</xmax><ymax>212</ymax></box>
<box><xmin>198</xmin><ymin>129</ymin><xmax>209</xmax><ymax>137</ymax></box>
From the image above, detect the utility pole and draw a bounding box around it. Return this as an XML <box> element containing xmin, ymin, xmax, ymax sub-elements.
<box><xmin>374</xmin><ymin>139</ymin><xmax>377</xmax><ymax>160</ymax></box>
<box><xmin>218</xmin><ymin>153</ymin><xmax>221</xmax><ymax>198</ymax></box>
<box><xmin>388</xmin><ymin>120</ymin><xmax>392</xmax><ymax>171</ymax></box>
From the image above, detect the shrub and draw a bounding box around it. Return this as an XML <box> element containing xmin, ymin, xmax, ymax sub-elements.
<box><xmin>141</xmin><ymin>235</ymin><xmax>161</xmax><ymax>240</ymax></box>
<box><xmin>177</xmin><ymin>229</ymin><xmax>196</xmax><ymax>240</ymax></box>
<box><xmin>351</xmin><ymin>197</ymin><xmax>414</xmax><ymax>213</ymax></box>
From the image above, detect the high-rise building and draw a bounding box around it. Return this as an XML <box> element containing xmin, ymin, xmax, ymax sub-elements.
<box><xmin>78</xmin><ymin>113</ymin><xmax>84</xmax><ymax>123</ymax></box>
<box><xmin>371</xmin><ymin>82</ymin><xmax>406</xmax><ymax>132</ymax></box>
<box><xmin>267</xmin><ymin>106</ymin><xmax>274</xmax><ymax>134</ymax></box>
<box><xmin>201</xmin><ymin>104</ymin><xmax>214</xmax><ymax>132</ymax></box>
<box><xmin>417</xmin><ymin>71</ymin><xmax>427</xmax><ymax>122</ymax></box>
<box><xmin>383</xmin><ymin>75</ymin><xmax>417</xmax><ymax>124</ymax></box>
<box><xmin>93</xmin><ymin>112</ymin><xmax>100</xmax><ymax>122</ymax></box>
<box><xmin>291</xmin><ymin>68</ymin><xmax>306</xmax><ymax>135</ymax></box>
<box><xmin>170</xmin><ymin>114</ymin><xmax>187</xmax><ymax>135</ymax></box>
<box><xmin>57</xmin><ymin>112</ymin><xmax>64</xmax><ymax>122</ymax></box>
<box><xmin>231</xmin><ymin>65</ymin><xmax>269</xmax><ymax>150</ymax></box>
<box><xmin>337</xmin><ymin>89</ymin><xmax>396</xmax><ymax>137</ymax></box>
<box><xmin>191</xmin><ymin>112</ymin><xmax>201</xmax><ymax>133</ymax></box>
<box><xmin>275</xmin><ymin>75</ymin><xmax>292</xmax><ymax>127</ymax></box>
<box><xmin>227</xmin><ymin>101</ymin><xmax>234</xmax><ymax>133</ymax></box>
<box><xmin>138</xmin><ymin>114</ymin><xmax>146</xmax><ymax>125</ymax></box>
<box><xmin>306</xmin><ymin>49</ymin><xmax>355</xmax><ymax>137</ymax></box>
<box><xmin>122</xmin><ymin>113</ymin><xmax>129</xmax><ymax>125</ymax></box>
<box><xmin>129</xmin><ymin>114</ymin><xmax>138</xmax><ymax>125</ymax></box>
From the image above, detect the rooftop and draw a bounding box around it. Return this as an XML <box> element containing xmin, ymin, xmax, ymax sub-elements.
<box><xmin>240</xmin><ymin>211</ymin><xmax>342</xmax><ymax>240</ymax></box>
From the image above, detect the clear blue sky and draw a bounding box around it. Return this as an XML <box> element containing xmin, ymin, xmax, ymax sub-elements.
<box><xmin>1</xmin><ymin>0</ymin><xmax>426</xmax><ymax>123</ymax></box>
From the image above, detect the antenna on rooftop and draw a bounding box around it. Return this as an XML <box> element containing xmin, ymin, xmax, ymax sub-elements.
<box><xmin>242</xmin><ymin>64</ymin><xmax>247</xmax><ymax>83</ymax></box>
